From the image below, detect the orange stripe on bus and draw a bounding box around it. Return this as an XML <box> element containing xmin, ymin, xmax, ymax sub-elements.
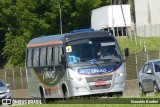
<box><xmin>33</xmin><ymin>69</ymin><xmax>59</xmax><ymax>92</ymax></box>
<box><xmin>27</xmin><ymin>40</ymin><xmax>63</xmax><ymax>48</ymax></box>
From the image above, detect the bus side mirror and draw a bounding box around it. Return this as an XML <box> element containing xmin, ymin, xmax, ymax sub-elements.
<box><xmin>124</xmin><ymin>48</ymin><xmax>129</xmax><ymax>57</ymax></box>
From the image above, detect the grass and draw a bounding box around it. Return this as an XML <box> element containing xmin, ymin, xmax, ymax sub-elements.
<box><xmin>117</xmin><ymin>36</ymin><xmax>160</xmax><ymax>54</ymax></box>
<box><xmin>11</xmin><ymin>104</ymin><xmax>160</xmax><ymax>107</ymax></box>
<box><xmin>10</xmin><ymin>94</ymin><xmax>160</xmax><ymax>107</ymax></box>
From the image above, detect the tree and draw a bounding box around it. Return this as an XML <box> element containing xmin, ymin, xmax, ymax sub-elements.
<box><xmin>1</xmin><ymin>0</ymin><xmax>52</xmax><ymax>66</ymax></box>
<box><xmin>129</xmin><ymin>0</ymin><xmax>135</xmax><ymax>23</ymax></box>
<box><xmin>0</xmin><ymin>0</ymin><xmax>111</xmax><ymax>67</ymax></box>
<box><xmin>0</xmin><ymin>30</ymin><xmax>6</xmax><ymax>68</ymax></box>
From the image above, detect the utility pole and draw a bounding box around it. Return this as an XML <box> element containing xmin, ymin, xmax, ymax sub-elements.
<box><xmin>119</xmin><ymin>0</ymin><xmax>129</xmax><ymax>39</ymax></box>
<box><xmin>111</xmin><ymin>0</ymin><xmax>116</xmax><ymax>37</ymax></box>
<box><xmin>52</xmin><ymin>0</ymin><xmax>62</xmax><ymax>34</ymax></box>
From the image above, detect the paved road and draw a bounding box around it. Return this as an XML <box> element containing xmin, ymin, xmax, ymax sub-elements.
<box><xmin>10</xmin><ymin>79</ymin><xmax>155</xmax><ymax>98</ymax></box>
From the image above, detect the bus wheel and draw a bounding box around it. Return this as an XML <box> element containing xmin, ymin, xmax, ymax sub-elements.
<box><xmin>62</xmin><ymin>85</ymin><xmax>69</xmax><ymax>100</ymax></box>
<box><xmin>64</xmin><ymin>91</ymin><xmax>69</xmax><ymax>100</ymax></box>
<box><xmin>40</xmin><ymin>87</ymin><xmax>46</xmax><ymax>104</ymax></box>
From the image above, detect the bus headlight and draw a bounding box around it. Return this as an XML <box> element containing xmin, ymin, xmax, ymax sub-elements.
<box><xmin>116</xmin><ymin>72</ymin><xmax>125</xmax><ymax>77</ymax></box>
<box><xmin>78</xmin><ymin>78</ymin><xmax>82</xmax><ymax>81</ymax></box>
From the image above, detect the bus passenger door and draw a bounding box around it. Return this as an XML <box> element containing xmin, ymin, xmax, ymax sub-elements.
<box><xmin>54</xmin><ymin>47</ymin><xmax>66</xmax><ymax>78</ymax></box>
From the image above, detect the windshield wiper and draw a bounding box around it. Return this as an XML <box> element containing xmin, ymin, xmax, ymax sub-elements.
<box><xmin>80</xmin><ymin>59</ymin><xmax>88</xmax><ymax>62</ymax></box>
<box><xmin>99</xmin><ymin>59</ymin><xmax>121</xmax><ymax>63</ymax></box>
<box><xmin>89</xmin><ymin>59</ymin><xmax>99</xmax><ymax>66</ymax></box>
<box><xmin>91</xmin><ymin>62</ymin><xmax>99</xmax><ymax>66</ymax></box>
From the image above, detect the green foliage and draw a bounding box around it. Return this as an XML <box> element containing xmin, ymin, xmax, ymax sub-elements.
<box><xmin>0</xmin><ymin>0</ymin><xmax>104</xmax><ymax>67</ymax></box>
<box><xmin>1</xmin><ymin>0</ymin><xmax>52</xmax><ymax>66</ymax></box>
<box><xmin>117</xmin><ymin>36</ymin><xmax>160</xmax><ymax>54</ymax></box>
<box><xmin>129</xmin><ymin>0</ymin><xmax>135</xmax><ymax>22</ymax></box>
<box><xmin>1</xmin><ymin>0</ymin><xmax>131</xmax><ymax>67</ymax></box>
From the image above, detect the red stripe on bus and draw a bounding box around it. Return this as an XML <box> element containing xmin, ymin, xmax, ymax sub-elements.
<box><xmin>27</xmin><ymin>40</ymin><xmax>63</xmax><ymax>48</ymax></box>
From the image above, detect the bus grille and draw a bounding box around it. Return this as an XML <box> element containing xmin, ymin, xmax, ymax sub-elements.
<box><xmin>85</xmin><ymin>74</ymin><xmax>113</xmax><ymax>82</ymax></box>
<box><xmin>85</xmin><ymin>74</ymin><xmax>113</xmax><ymax>90</ymax></box>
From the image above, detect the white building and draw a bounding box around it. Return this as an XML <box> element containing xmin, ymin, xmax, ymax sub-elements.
<box><xmin>135</xmin><ymin>0</ymin><xmax>160</xmax><ymax>36</ymax></box>
<box><xmin>91</xmin><ymin>5</ymin><xmax>132</xmax><ymax>36</ymax></box>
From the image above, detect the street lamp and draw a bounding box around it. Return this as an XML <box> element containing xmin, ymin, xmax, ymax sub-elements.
<box><xmin>52</xmin><ymin>0</ymin><xmax>62</xmax><ymax>34</ymax></box>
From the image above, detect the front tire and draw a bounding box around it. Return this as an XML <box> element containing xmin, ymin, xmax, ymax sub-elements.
<box><xmin>139</xmin><ymin>84</ymin><xmax>146</xmax><ymax>96</ymax></box>
<box><xmin>153</xmin><ymin>82</ymin><xmax>159</xmax><ymax>94</ymax></box>
<box><xmin>62</xmin><ymin>85</ymin><xmax>69</xmax><ymax>100</ymax></box>
<box><xmin>64</xmin><ymin>91</ymin><xmax>69</xmax><ymax>100</ymax></box>
<box><xmin>40</xmin><ymin>87</ymin><xmax>46</xmax><ymax>104</ymax></box>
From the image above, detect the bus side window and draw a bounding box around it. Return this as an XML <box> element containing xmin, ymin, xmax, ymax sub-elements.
<box><xmin>27</xmin><ymin>49</ymin><xmax>32</xmax><ymax>67</ymax></box>
<box><xmin>59</xmin><ymin>47</ymin><xmax>62</xmax><ymax>63</ymax></box>
<box><xmin>54</xmin><ymin>47</ymin><xmax>59</xmax><ymax>65</ymax></box>
<box><xmin>33</xmin><ymin>48</ymin><xmax>39</xmax><ymax>67</ymax></box>
<box><xmin>47</xmin><ymin>46</ymin><xmax>54</xmax><ymax>66</ymax></box>
<box><xmin>51</xmin><ymin>47</ymin><xmax>55</xmax><ymax>65</ymax></box>
<box><xmin>40</xmin><ymin>47</ymin><xmax>46</xmax><ymax>66</ymax></box>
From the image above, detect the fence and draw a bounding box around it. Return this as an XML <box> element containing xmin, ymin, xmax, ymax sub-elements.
<box><xmin>0</xmin><ymin>67</ymin><xmax>28</xmax><ymax>90</ymax></box>
<box><xmin>0</xmin><ymin>50</ymin><xmax>160</xmax><ymax>90</ymax></box>
<box><xmin>126</xmin><ymin>50</ymin><xmax>160</xmax><ymax>80</ymax></box>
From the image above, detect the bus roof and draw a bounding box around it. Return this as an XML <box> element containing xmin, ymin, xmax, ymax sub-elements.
<box><xmin>27</xmin><ymin>34</ymin><xmax>65</xmax><ymax>48</ymax></box>
<box><xmin>27</xmin><ymin>30</ymin><xmax>112</xmax><ymax>48</ymax></box>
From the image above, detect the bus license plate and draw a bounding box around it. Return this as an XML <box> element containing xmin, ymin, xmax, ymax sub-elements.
<box><xmin>95</xmin><ymin>81</ymin><xmax>106</xmax><ymax>86</ymax></box>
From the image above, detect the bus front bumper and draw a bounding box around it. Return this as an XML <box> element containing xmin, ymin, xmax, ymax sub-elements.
<box><xmin>68</xmin><ymin>82</ymin><xmax>125</xmax><ymax>97</ymax></box>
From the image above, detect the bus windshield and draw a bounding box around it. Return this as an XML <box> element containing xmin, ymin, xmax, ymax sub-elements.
<box><xmin>66</xmin><ymin>37</ymin><xmax>123</xmax><ymax>67</ymax></box>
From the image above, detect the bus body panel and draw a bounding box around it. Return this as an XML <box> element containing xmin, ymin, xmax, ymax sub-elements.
<box><xmin>26</xmin><ymin>30</ymin><xmax>126</xmax><ymax>98</ymax></box>
<box><xmin>26</xmin><ymin>65</ymin><xmax>66</xmax><ymax>98</ymax></box>
<box><xmin>65</xmin><ymin>63</ymin><xmax>126</xmax><ymax>97</ymax></box>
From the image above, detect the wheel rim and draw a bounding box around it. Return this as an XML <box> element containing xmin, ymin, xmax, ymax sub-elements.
<box><xmin>139</xmin><ymin>85</ymin><xmax>145</xmax><ymax>95</ymax></box>
<box><xmin>139</xmin><ymin>85</ymin><xmax>143</xmax><ymax>94</ymax></box>
<box><xmin>154</xmin><ymin>84</ymin><xmax>158</xmax><ymax>93</ymax></box>
<box><xmin>64</xmin><ymin>91</ymin><xmax>68</xmax><ymax>100</ymax></box>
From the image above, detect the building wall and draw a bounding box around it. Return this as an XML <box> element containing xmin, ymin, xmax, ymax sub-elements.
<box><xmin>135</xmin><ymin>0</ymin><xmax>160</xmax><ymax>36</ymax></box>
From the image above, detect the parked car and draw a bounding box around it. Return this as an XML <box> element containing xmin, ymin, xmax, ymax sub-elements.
<box><xmin>0</xmin><ymin>79</ymin><xmax>12</xmax><ymax>99</ymax></box>
<box><xmin>138</xmin><ymin>59</ymin><xmax>160</xmax><ymax>95</ymax></box>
